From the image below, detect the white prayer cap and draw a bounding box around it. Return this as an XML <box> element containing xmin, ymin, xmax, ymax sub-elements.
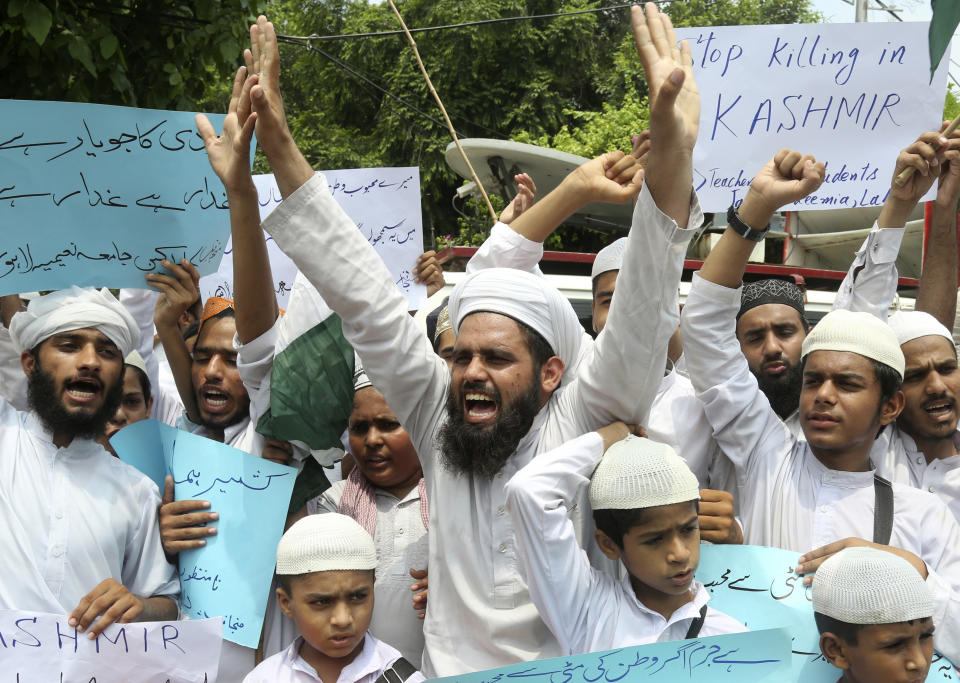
<box><xmin>591</xmin><ymin>238</ymin><xmax>629</xmax><ymax>281</ymax></box>
<box><xmin>9</xmin><ymin>286</ymin><xmax>140</xmax><ymax>357</ymax></box>
<box><xmin>589</xmin><ymin>435</ymin><xmax>701</xmax><ymax>510</ymax></box>
<box><xmin>887</xmin><ymin>311</ymin><xmax>955</xmax><ymax>348</ymax></box>
<box><xmin>448</xmin><ymin>268</ymin><xmax>583</xmax><ymax>377</ymax></box>
<box><xmin>801</xmin><ymin>309</ymin><xmax>904</xmax><ymax>379</ymax></box>
<box><xmin>124</xmin><ymin>350</ymin><xmax>148</xmax><ymax>375</ymax></box>
<box><xmin>353</xmin><ymin>353</ymin><xmax>373</xmax><ymax>392</ymax></box>
<box><xmin>812</xmin><ymin>546</ymin><xmax>933</xmax><ymax>625</ymax></box>
<box><xmin>276</xmin><ymin>514</ymin><xmax>377</xmax><ymax>575</ymax></box>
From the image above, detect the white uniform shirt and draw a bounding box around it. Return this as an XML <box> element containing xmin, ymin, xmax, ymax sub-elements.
<box><xmin>261</xmin><ymin>174</ymin><xmax>702</xmax><ymax>677</ymax></box>
<box><xmin>0</xmin><ymin>399</ymin><xmax>178</xmax><ymax>612</ymax></box>
<box><xmin>505</xmin><ymin>431</ymin><xmax>746</xmax><ymax>655</ymax></box>
<box><xmin>243</xmin><ymin>633</ymin><xmax>425</xmax><ymax>683</ymax></box>
<box><xmin>680</xmin><ymin>273</ymin><xmax>960</xmax><ymax>662</ymax></box>
<box><xmin>309</xmin><ymin>482</ymin><xmax>428</xmax><ymax>665</ymax></box>
<box><xmin>875</xmin><ymin>426</ymin><xmax>960</xmax><ymax>523</ymax></box>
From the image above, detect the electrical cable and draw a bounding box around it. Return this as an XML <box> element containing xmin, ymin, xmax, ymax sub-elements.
<box><xmin>278</xmin><ymin>2</ymin><xmax>660</xmax><ymax>42</ymax></box>
<box><xmin>278</xmin><ymin>36</ymin><xmax>508</xmax><ymax>138</ymax></box>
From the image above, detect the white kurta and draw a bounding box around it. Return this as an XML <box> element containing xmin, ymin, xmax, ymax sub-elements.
<box><xmin>875</xmin><ymin>426</ymin><xmax>960</xmax><ymax>523</ymax></box>
<box><xmin>309</xmin><ymin>482</ymin><xmax>428</xmax><ymax>665</ymax></box>
<box><xmin>0</xmin><ymin>399</ymin><xmax>178</xmax><ymax>612</ymax></box>
<box><xmin>680</xmin><ymin>272</ymin><xmax>960</xmax><ymax>662</ymax></box>
<box><xmin>243</xmin><ymin>633</ymin><xmax>425</xmax><ymax>683</ymax></box>
<box><xmin>505</xmin><ymin>431</ymin><xmax>746</xmax><ymax>655</ymax></box>
<box><xmin>261</xmin><ymin>174</ymin><xmax>702</xmax><ymax>676</ymax></box>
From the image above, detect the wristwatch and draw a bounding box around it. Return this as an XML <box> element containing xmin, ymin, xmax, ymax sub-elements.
<box><xmin>727</xmin><ymin>205</ymin><xmax>770</xmax><ymax>242</ymax></box>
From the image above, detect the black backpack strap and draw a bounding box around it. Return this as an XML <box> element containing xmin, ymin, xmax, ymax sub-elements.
<box><xmin>873</xmin><ymin>474</ymin><xmax>894</xmax><ymax>546</ymax></box>
<box><xmin>376</xmin><ymin>657</ymin><xmax>418</xmax><ymax>683</ymax></box>
<box><xmin>684</xmin><ymin>604</ymin><xmax>709</xmax><ymax>640</ymax></box>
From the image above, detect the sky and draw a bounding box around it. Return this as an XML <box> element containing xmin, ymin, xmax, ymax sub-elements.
<box><xmin>811</xmin><ymin>0</ymin><xmax>960</xmax><ymax>87</ymax></box>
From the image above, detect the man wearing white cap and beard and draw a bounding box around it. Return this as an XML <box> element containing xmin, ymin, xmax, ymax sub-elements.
<box><xmin>873</xmin><ymin>311</ymin><xmax>960</xmax><ymax>522</ymax></box>
<box><xmin>680</xmin><ymin>146</ymin><xmax>960</xmax><ymax>662</ymax></box>
<box><xmin>235</xmin><ymin>4</ymin><xmax>702</xmax><ymax>674</ymax></box>
<box><xmin>0</xmin><ymin>286</ymin><xmax>178</xmax><ymax>638</ymax></box>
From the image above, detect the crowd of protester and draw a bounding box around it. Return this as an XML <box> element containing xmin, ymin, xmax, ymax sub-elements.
<box><xmin>3</xmin><ymin>4</ymin><xmax>960</xmax><ymax>682</ymax></box>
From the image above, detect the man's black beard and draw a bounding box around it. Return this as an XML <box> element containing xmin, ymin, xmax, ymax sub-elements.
<box><xmin>755</xmin><ymin>361</ymin><xmax>803</xmax><ymax>419</ymax></box>
<box><xmin>438</xmin><ymin>377</ymin><xmax>543</xmax><ymax>479</ymax></box>
<box><xmin>27</xmin><ymin>363</ymin><xmax>123</xmax><ymax>441</ymax></box>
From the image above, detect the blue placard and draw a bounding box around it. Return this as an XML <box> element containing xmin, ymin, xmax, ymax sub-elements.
<box><xmin>0</xmin><ymin>99</ymin><xmax>241</xmax><ymax>294</ymax></box>
<box><xmin>696</xmin><ymin>545</ymin><xmax>959</xmax><ymax>682</ymax></box>
<box><xmin>429</xmin><ymin>628</ymin><xmax>792</xmax><ymax>683</ymax></box>
<box><xmin>111</xmin><ymin>419</ymin><xmax>296</xmax><ymax>648</ymax></box>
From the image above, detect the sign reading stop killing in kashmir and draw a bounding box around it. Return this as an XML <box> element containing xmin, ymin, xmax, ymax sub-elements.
<box><xmin>673</xmin><ymin>21</ymin><xmax>951</xmax><ymax>212</ymax></box>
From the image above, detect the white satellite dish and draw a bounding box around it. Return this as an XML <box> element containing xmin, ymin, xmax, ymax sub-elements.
<box><xmin>444</xmin><ymin>138</ymin><xmax>633</xmax><ymax>233</ymax></box>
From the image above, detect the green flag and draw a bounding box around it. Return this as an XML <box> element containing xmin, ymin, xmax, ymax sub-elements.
<box><xmin>930</xmin><ymin>0</ymin><xmax>960</xmax><ymax>82</ymax></box>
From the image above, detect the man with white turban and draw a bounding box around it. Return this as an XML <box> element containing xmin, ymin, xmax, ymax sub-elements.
<box><xmin>0</xmin><ymin>286</ymin><xmax>179</xmax><ymax>639</ymax></box>
<box><xmin>235</xmin><ymin>5</ymin><xmax>701</xmax><ymax>675</ymax></box>
<box><xmin>679</xmin><ymin>144</ymin><xmax>960</xmax><ymax>662</ymax></box>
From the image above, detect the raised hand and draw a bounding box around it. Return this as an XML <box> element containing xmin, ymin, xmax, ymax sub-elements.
<box><xmin>697</xmin><ymin>489</ymin><xmax>743</xmax><ymax>544</ymax></box>
<box><xmin>630</xmin><ymin>130</ymin><xmax>651</xmax><ymax>167</ymax></box>
<box><xmin>742</xmin><ymin>149</ymin><xmax>826</xmax><ymax>222</ymax></box>
<box><xmin>565</xmin><ymin>151</ymin><xmax>644</xmax><ymax>206</ymax></box>
<box><xmin>888</xmin><ymin>128</ymin><xmax>954</xmax><ymax>205</ymax></box>
<box><xmin>148</xmin><ymin>259</ymin><xmax>201</xmax><ymax>334</ymax></box>
<box><xmin>195</xmin><ymin>65</ymin><xmax>257</xmax><ymax>195</ymax></box>
<box><xmin>499</xmin><ymin>173</ymin><xmax>538</xmax><ymax>224</ymax></box>
<box><xmin>631</xmin><ymin>3</ymin><xmax>698</xmax><ymax>157</ymax></box>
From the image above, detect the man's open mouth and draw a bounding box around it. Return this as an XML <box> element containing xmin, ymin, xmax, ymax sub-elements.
<box><xmin>465</xmin><ymin>391</ymin><xmax>498</xmax><ymax>420</ymax></box>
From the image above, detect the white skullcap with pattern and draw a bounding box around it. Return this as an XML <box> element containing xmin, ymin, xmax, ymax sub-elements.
<box><xmin>812</xmin><ymin>546</ymin><xmax>933</xmax><ymax>624</ymax></box>
<box><xmin>887</xmin><ymin>311</ymin><xmax>955</xmax><ymax>348</ymax></box>
<box><xmin>592</xmin><ymin>238</ymin><xmax>629</xmax><ymax>280</ymax></box>
<box><xmin>276</xmin><ymin>513</ymin><xmax>377</xmax><ymax>575</ymax></box>
<box><xmin>589</xmin><ymin>435</ymin><xmax>700</xmax><ymax>510</ymax></box>
<box><xmin>801</xmin><ymin>309</ymin><xmax>905</xmax><ymax>379</ymax></box>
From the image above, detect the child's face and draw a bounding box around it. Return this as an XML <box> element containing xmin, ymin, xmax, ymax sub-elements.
<box><xmin>277</xmin><ymin>570</ymin><xmax>375</xmax><ymax>665</ymax></box>
<box><xmin>596</xmin><ymin>501</ymin><xmax>700</xmax><ymax>616</ymax></box>
<box><xmin>822</xmin><ymin>618</ymin><xmax>934</xmax><ymax>683</ymax></box>
<box><xmin>349</xmin><ymin>387</ymin><xmax>422</xmax><ymax>496</ymax></box>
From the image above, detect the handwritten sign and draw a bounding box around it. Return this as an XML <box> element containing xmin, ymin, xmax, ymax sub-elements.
<box><xmin>0</xmin><ymin>609</ymin><xmax>221</xmax><ymax>682</ymax></box>
<box><xmin>110</xmin><ymin>420</ymin><xmax>296</xmax><ymax>649</ymax></box>
<box><xmin>431</xmin><ymin>628</ymin><xmax>791</xmax><ymax>683</ymax></box>
<box><xmin>696</xmin><ymin>545</ymin><xmax>959</xmax><ymax>681</ymax></box>
<box><xmin>199</xmin><ymin>168</ymin><xmax>426</xmax><ymax>310</ymax></box>
<box><xmin>673</xmin><ymin>22</ymin><xmax>950</xmax><ymax>212</ymax></box>
<box><xmin>0</xmin><ymin>99</ymin><xmax>236</xmax><ymax>295</ymax></box>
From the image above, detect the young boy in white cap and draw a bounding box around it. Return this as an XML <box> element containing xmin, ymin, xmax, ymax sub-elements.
<box><xmin>244</xmin><ymin>514</ymin><xmax>425</xmax><ymax>683</ymax></box>
<box><xmin>505</xmin><ymin>423</ymin><xmax>745</xmax><ymax>655</ymax></box>
<box><xmin>813</xmin><ymin>546</ymin><xmax>935</xmax><ymax>683</ymax></box>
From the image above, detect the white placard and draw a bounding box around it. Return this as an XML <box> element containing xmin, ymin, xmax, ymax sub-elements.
<box><xmin>200</xmin><ymin>167</ymin><xmax>426</xmax><ymax>310</ymax></box>
<box><xmin>675</xmin><ymin>22</ymin><xmax>950</xmax><ymax>212</ymax></box>
<box><xmin>0</xmin><ymin>610</ymin><xmax>222</xmax><ymax>682</ymax></box>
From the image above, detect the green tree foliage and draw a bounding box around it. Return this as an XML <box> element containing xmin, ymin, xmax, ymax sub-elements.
<box><xmin>265</xmin><ymin>0</ymin><xmax>823</xmax><ymax>250</ymax></box>
<box><xmin>3</xmin><ymin>0</ymin><xmax>266</xmax><ymax>110</ymax></box>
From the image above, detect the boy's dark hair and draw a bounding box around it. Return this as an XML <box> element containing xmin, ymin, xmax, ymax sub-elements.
<box><xmin>125</xmin><ymin>363</ymin><xmax>152</xmax><ymax>404</ymax></box>
<box><xmin>871</xmin><ymin>359</ymin><xmax>902</xmax><ymax>405</ymax></box>
<box><xmin>814</xmin><ymin>612</ymin><xmax>864</xmax><ymax>644</ymax></box>
<box><xmin>593</xmin><ymin>500</ymin><xmax>698</xmax><ymax>549</ymax></box>
<box><xmin>276</xmin><ymin>569</ymin><xmax>376</xmax><ymax>596</ymax></box>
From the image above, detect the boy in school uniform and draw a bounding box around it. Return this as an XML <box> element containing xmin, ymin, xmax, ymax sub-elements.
<box><xmin>813</xmin><ymin>546</ymin><xmax>936</xmax><ymax>683</ymax></box>
<box><xmin>505</xmin><ymin>423</ymin><xmax>746</xmax><ymax>656</ymax></box>
<box><xmin>244</xmin><ymin>514</ymin><xmax>425</xmax><ymax>683</ymax></box>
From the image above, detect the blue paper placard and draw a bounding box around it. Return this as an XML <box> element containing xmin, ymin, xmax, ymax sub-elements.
<box><xmin>696</xmin><ymin>545</ymin><xmax>959</xmax><ymax>682</ymax></box>
<box><xmin>111</xmin><ymin>419</ymin><xmax>296</xmax><ymax>648</ymax></box>
<box><xmin>0</xmin><ymin>99</ymin><xmax>240</xmax><ymax>294</ymax></box>
<box><xmin>429</xmin><ymin>628</ymin><xmax>792</xmax><ymax>683</ymax></box>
